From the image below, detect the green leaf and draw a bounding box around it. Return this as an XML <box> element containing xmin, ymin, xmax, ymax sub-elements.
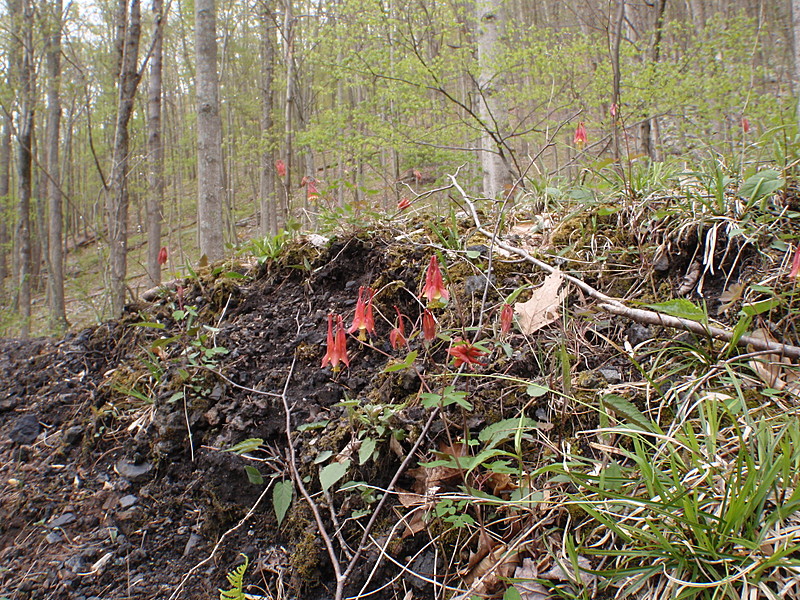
<box><xmin>358</xmin><ymin>437</ymin><xmax>377</xmax><ymax>465</ymax></box>
<box><xmin>272</xmin><ymin>480</ymin><xmax>293</xmax><ymax>525</ymax></box>
<box><xmin>741</xmin><ymin>297</ymin><xmax>781</xmax><ymax>317</ymax></box>
<box><xmin>602</xmin><ymin>394</ymin><xmax>660</xmax><ymax>434</ymax></box>
<box><xmin>526</xmin><ymin>383</ymin><xmax>548</xmax><ymax>397</ymax></box>
<box><xmin>314</xmin><ymin>450</ymin><xmax>333</xmax><ymax>464</ymax></box>
<box><xmin>226</xmin><ymin>438</ymin><xmax>264</xmax><ymax>455</ymax></box>
<box><xmin>643</xmin><ymin>298</ymin><xmax>707</xmax><ymax>322</ymax></box>
<box><xmin>132</xmin><ymin>321</ymin><xmax>165</xmax><ymax>329</ymax></box>
<box><xmin>319</xmin><ymin>460</ymin><xmax>350</xmax><ymax>492</ymax></box>
<box><xmin>740</xmin><ymin>169</ymin><xmax>783</xmax><ymax>203</ymax></box>
<box><xmin>503</xmin><ymin>586</ymin><xmax>523</xmax><ymax>600</ymax></box>
<box><xmin>466</xmin><ymin>250</ymin><xmax>481</xmax><ymax>259</ymax></box>
<box><xmin>479</xmin><ymin>417</ymin><xmax>538</xmax><ymax>445</ymax></box>
<box><xmin>244</xmin><ymin>465</ymin><xmax>264</xmax><ymax>485</ymax></box>
<box><xmin>383</xmin><ymin>350</ymin><xmax>418</xmax><ymax>373</ymax></box>
<box><xmin>297</xmin><ymin>420</ymin><xmax>329</xmax><ymax>431</ymax></box>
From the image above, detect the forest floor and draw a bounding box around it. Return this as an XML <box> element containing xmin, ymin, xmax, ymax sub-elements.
<box><xmin>2</xmin><ymin>180</ymin><xmax>800</xmax><ymax>600</ymax></box>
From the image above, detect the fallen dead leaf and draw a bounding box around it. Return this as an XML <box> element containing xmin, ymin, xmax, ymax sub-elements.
<box><xmin>747</xmin><ymin>328</ymin><xmax>800</xmax><ymax>397</ymax></box>
<box><xmin>514</xmin><ymin>271</ymin><xmax>567</xmax><ymax>335</ymax></box>
<box><xmin>512</xmin><ymin>558</ymin><xmax>551</xmax><ymax>600</ymax></box>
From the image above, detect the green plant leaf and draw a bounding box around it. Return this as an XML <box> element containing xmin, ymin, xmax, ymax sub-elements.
<box><xmin>244</xmin><ymin>465</ymin><xmax>263</xmax><ymax>485</ymax></box>
<box><xmin>741</xmin><ymin>297</ymin><xmax>781</xmax><ymax>317</ymax></box>
<box><xmin>602</xmin><ymin>394</ymin><xmax>660</xmax><ymax>434</ymax></box>
<box><xmin>219</xmin><ymin>554</ymin><xmax>249</xmax><ymax>600</ymax></box>
<box><xmin>383</xmin><ymin>350</ymin><xmax>418</xmax><ymax>372</ymax></box>
<box><xmin>226</xmin><ymin>438</ymin><xmax>264</xmax><ymax>454</ymax></box>
<box><xmin>314</xmin><ymin>450</ymin><xmax>333</xmax><ymax>464</ymax></box>
<box><xmin>358</xmin><ymin>437</ymin><xmax>377</xmax><ymax>465</ymax></box>
<box><xmin>526</xmin><ymin>383</ymin><xmax>548</xmax><ymax>397</ymax></box>
<box><xmin>740</xmin><ymin>169</ymin><xmax>783</xmax><ymax>203</ymax></box>
<box><xmin>132</xmin><ymin>321</ymin><xmax>165</xmax><ymax>329</ymax></box>
<box><xmin>319</xmin><ymin>460</ymin><xmax>350</xmax><ymax>492</ymax></box>
<box><xmin>297</xmin><ymin>420</ymin><xmax>329</xmax><ymax>431</ymax></box>
<box><xmin>643</xmin><ymin>298</ymin><xmax>706</xmax><ymax>322</ymax></box>
<box><xmin>503</xmin><ymin>586</ymin><xmax>523</xmax><ymax>600</ymax></box>
<box><xmin>479</xmin><ymin>417</ymin><xmax>538</xmax><ymax>446</ymax></box>
<box><xmin>272</xmin><ymin>480</ymin><xmax>293</xmax><ymax>525</ymax></box>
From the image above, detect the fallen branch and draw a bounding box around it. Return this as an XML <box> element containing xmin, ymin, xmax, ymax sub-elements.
<box><xmin>449</xmin><ymin>175</ymin><xmax>800</xmax><ymax>361</ymax></box>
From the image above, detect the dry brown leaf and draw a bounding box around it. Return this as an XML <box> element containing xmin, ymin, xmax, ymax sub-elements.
<box><xmin>389</xmin><ymin>435</ymin><xmax>404</xmax><ymax>458</ymax></box>
<box><xmin>512</xmin><ymin>558</ymin><xmax>551</xmax><ymax>600</ymax></box>
<box><xmin>747</xmin><ymin>328</ymin><xmax>800</xmax><ymax>396</ymax></box>
<box><xmin>463</xmin><ymin>544</ymin><xmax>520</xmax><ymax>596</ymax></box>
<box><xmin>514</xmin><ymin>271</ymin><xmax>567</xmax><ymax>335</ymax></box>
<box><xmin>717</xmin><ymin>282</ymin><xmax>745</xmax><ymax>313</ymax></box>
<box><xmin>540</xmin><ymin>555</ymin><xmax>596</xmax><ymax>587</ymax></box>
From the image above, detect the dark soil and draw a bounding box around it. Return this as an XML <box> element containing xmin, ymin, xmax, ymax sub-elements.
<box><xmin>0</xmin><ymin>225</ymin><xmax>752</xmax><ymax>600</ymax></box>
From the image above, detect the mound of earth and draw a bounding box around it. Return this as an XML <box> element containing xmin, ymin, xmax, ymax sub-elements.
<box><xmin>0</xmin><ymin>219</ymin><xmax>762</xmax><ymax>600</ymax></box>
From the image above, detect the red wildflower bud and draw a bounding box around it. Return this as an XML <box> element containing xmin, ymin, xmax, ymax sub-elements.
<box><xmin>500</xmin><ymin>303</ymin><xmax>513</xmax><ymax>335</ymax></box>
<box><xmin>420</xmin><ymin>255</ymin><xmax>449</xmax><ymax>305</ymax></box>
<box><xmin>275</xmin><ymin>159</ymin><xmax>286</xmax><ymax>177</ymax></box>
<box><xmin>447</xmin><ymin>338</ymin><xmax>487</xmax><ymax>370</ymax></box>
<box><xmin>157</xmin><ymin>246</ymin><xmax>168</xmax><ymax>266</ymax></box>
<box><xmin>573</xmin><ymin>122</ymin><xmax>587</xmax><ymax>148</ymax></box>
<box><xmin>790</xmin><ymin>248</ymin><xmax>800</xmax><ymax>279</ymax></box>
<box><xmin>741</xmin><ymin>117</ymin><xmax>751</xmax><ymax>133</ymax></box>
<box><xmin>397</xmin><ymin>197</ymin><xmax>412</xmax><ymax>211</ymax></box>
<box><xmin>348</xmin><ymin>287</ymin><xmax>375</xmax><ymax>341</ymax></box>
<box><xmin>389</xmin><ymin>306</ymin><xmax>407</xmax><ymax>350</ymax></box>
<box><xmin>422</xmin><ymin>309</ymin><xmax>437</xmax><ymax>343</ymax></box>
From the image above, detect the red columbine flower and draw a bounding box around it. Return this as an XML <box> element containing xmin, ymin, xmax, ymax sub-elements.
<box><xmin>421</xmin><ymin>255</ymin><xmax>449</xmax><ymax>305</ymax></box>
<box><xmin>573</xmin><ymin>122</ymin><xmax>587</xmax><ymax>148</ymax></box>
<box><xmin>741</xmin><ymin>117</ymin><xmax>751</xmax><ymax>134</ymax></box>
<box><xmin>397</xmin><ymin>197</ymin><xmax>412</xmax><ymax>211</ymax></box>
<box><xmin>157</xmin><ymin>246</ymin><xmax>168</xmax><ymax>266</ymax></box>
<box><xmin>389</xmin><ymin>306</ymin><xmax>407</xmax><ymax>350</ymax></box>
<box><xmin>790</xmin><ymin>248</ymin><xmax>800</xmax><ymax>279</ymax></box>
<box><xmin>422</xmin><ymin>309</ymin><xmax>437</xmax><ymax>342</ymax></box>
<box><xmin>322</xmin><ymin>314</ymin><xmax>349</xmax><ymax>371</ymax></box>
<box><xmin>348</xmin><ymin>287</ymin><xmax>375</xmax><ymax>341</ymax></box>
<box><xmin>275</xmin><ymin>159</ymin><xmax>286</xmax><ymax>177</ymax></box>
<box><xmin>500</xmin><ymin>303</ymin><xmax>513</xmax><ymax>335</ymax></box>
<box><xmin>448</xmin><ymin>339</ymin><xmax>487</xmax><ymax>370</ymax></box>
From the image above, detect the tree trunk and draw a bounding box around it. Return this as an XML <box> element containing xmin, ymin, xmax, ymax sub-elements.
<box><xmin>475</xmin><ymin>0</ymin><xmax>512</xmax><ymax>199</ymax></box>
<box><xmin>195</xmin><ymin>0</ymin><xmax>225</xmax><ymax>261</ymax></box>
<box><xmin>0</xmin><ymin>114</ymin><xmax>10</xmax><ymax>291</ymax></box>
<box><xmin>146</xmin><ymin>0</ymin><xmax>165</xmax><ymax>285</ymax></box>
<box><xmin>16</xmin><ymin>0</ymin><xmax>34</xmax><ymax>337</ymax></box>
<box><xmin>792</xmin><ymin>0</ymin><xmax>800</xmax><ymax>124</ymax></box>
<box><xmin>108</xmin><ymin>0</ymin><xmax>142</xmax><ymax>315</ymax></box>
<box><xmin>45</xmin><ymin>0</ymin><xmax>67</xmax><ymax>333</ymax></box>
<box><xmin>259</xmin><ymin>0</ymin><xmax>278</xmax><ymax>236</ymax></box>
<box><xmin>640</xmin><ymin>0</ymin><xmax>666</xmax><ymax>162</ymax></box>
<box><xmin>283</xmin><ymin>0</ymin><xmax>295</xmax><ymax>218</ymax></box>
<box><xmin>611</xmin><ymin>0</ymin><xmax>626</xmax><ymax>162</ymax></box>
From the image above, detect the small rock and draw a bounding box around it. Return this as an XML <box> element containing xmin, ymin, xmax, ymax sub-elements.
<box><xmin>626</xmin><ymin>323</ymin><xmax>653</xmax><ymax>346</ymax></box>
<box><xmin>62</xmin><ymin>425</ymin><xmax>84</xmax><ymax>446</ymax></box>
<box><xmin>114</xmin><ymin>459</ymin><xmax>152</xmax><ymax>482</ymax></box>
<box><xmin>45</xmin><ymin>531</ymin><xmax>62</xmax><ymax>544</ymax></box>
<box><xmin>9</xmin><ymin>414</ymin><xmax>41</xmax><ymax>444</ymax></box>
<box><xmin>49</xmin><ymin>513</ymin><xmax>76</xmax><ymax>528</ymax></box>
<box><xmin>64</xmin><ymin>555</ymin><xmax>85</xmax><ymax>574</ymax></box>
<box><xmin>183</xmin><ymin>533</ymin><xmax>203</xmax><ymax>557</ymax></box>
<box><xmin>118</xmin><ymin>494</ymin><xmax>138</xmax><ymax>509</ymax></box>
<box><xmin>598</xmin><ymin>367</ymin><xmax>623</xmax><ymax>384</ymax></box>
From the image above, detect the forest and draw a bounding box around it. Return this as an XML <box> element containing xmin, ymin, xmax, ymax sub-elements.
<box><xmin>0</xmin><ymin>0</ymin><xmax>792</xmax><ymax>334</ymax></box>
<box><xmin>4</xmin><ymin>1</ymin><xmax>800</xmax><ymax>600</ymax></box>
